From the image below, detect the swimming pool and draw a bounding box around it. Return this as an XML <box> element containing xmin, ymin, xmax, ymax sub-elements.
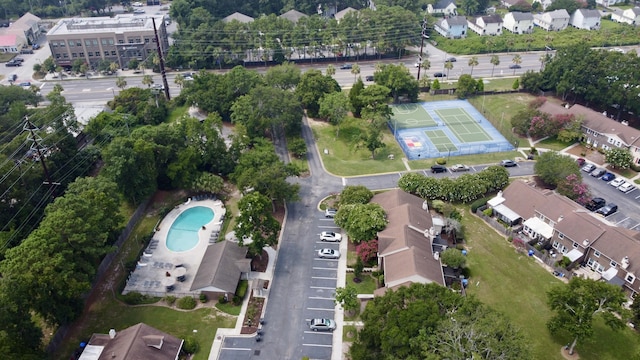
<box><xmin>166</xmin><ymin>206</ymin><xmax>214</xmax><ymax>252</ymax></box>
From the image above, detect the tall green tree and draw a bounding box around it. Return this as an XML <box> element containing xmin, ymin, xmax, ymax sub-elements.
<box><xmin>547</xmin><ymin>277</ymin><xmax>628</xmax><ymax>355</ymax></box>
<box><xmin>295</xmin><ymin>69</ymin><xmax>340</xmax><ymax>117</ymax></box>
<box><xmin>339</xmin><ymin>185</ymin><xmax>374</xmax><ymax>206</ymax></box>
<box><xmin>234</xmin><ymin>192</ymin><xmax>281</xmax><ymax>256</ymax></box>
<box><xmin>468</xmin><ymin>56</ymin><xmax>479</xmax><ymax>76</ymax></box>
<box><xmin>534</xmin><ymin>151</ymin><xmax>580</xmax><ymax>187</ymax></box>
<box><xmin>102</xmin><ymin>137</ymin><xmax>158</xmax><ymax>204</ymax></box>
<box><xmin>372</xmin><ymin>63</ymin><xmax>419</xmax><ymax>103</ymax></box>
<box><xmin>490</xmin><ymin>54</ymin><xmax>500</xmax><ymax>77</ymax></box>
<box><xmin>349</xmin><ymin>78</ymin><xmax>366</xmax><ymax>117</ymax></box>
<box><xmin>334</xmin><ymin>203</ymin><xmax>387</xmax><ymax>242</ymax></box>
<box><xmin>264</xmin><ymin>62</ymin><xmax>301</xmax><ymax>90</ymax></box>
<box><xmin>605</xmin><ymin>148</ymin><xmax>633</xmax><ymax>169</ymax></box>
<box><xmin>318</xmin><ymin>91</ymin><xmax>350</xmax><ymax>137</ymax></box>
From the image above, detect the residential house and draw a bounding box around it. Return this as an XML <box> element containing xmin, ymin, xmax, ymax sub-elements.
<box><xmin>538</xmin><ymin>101</ymin><xmax>640</xmax><ymax>166</ymax></box>
<box><xmin>597</xmin><ymin>0</ymin><xmax>625</xmax><ymax>6</ymax></box>
<box><xmin>334</xmin><ymin>7</ymin><xmax>357</xmax><ymax>21</ymax></box>
<box><xmin>532</xmin><ymin>0</ymin><xmax>555</xmax><ymax>10</ymax></box>
<box><xmin>468</xmin><ymin>14</ymin><xmax>503</xmax><ymax>36</ymax></box>
<box><xmin>611</xmin><ymin>7</ymin><xmax>640</xmax><ymax>25</ymax></box>
<box><xmin>78</xmin><ymin>323</ymin><xmax>183</xmax><ymax>360</ymax></box>
<box><xmin>427</xmin><ymin>0</ymin><xmax>458</xmax><ymax>16</ymax></box>
<box><xmin>434</xmin><ymin>16</ymin><xmax>468</xmax><ymax>39</ymax></box>
<box><xmin>222</xmin><ymin>12</ymin><xmax>255</xmax><ymax>23</ymax></box>
<box><xmin>488</xmin><ymin>180</ymin><xmax>640</xmax><ymax>299</ymax></box>
<box><xmin>46</xmin><ymin>15</ymin><xmax>169</xmax><ymax>70</ymax></box>
<box><xmin>279</xmin><ymin>9</ymin><xmax>308</xmax><ymax>23</ymax></box>
<box><xmin>534</xmin><ymin>9</ymin><xmax>570</xmax><ymax>31</ymax></box>
<box><xmin>500</xmin><ymin>0</ymin><xmax>522</xmax><ymax>7</ymax></box>
<box><xmin>371</xmin><ymin>189</ymin><xmax>446</xmax><ymax>296</ymax></box>
<box><xmin>0</xmin><ymin>34</ymin><xmax>20</xmax><ymax>53</ymax></box>
<box><xmin>0</xmin><ymin>12</ymin><xmax>41</xmax><ymax>48</ymax></box>
<box><xmin>190</xmin><ymin>240</ymin><xmax>251</xmax><ymax>299</ymax></box>
<box><xmin>503</xmin><ymin>12</ymin><xmax>535</xmax><ymax>34</ymax></box>
<box><xmin>570</xmin><ymin>9</ymin><xmax>602</xmax><ymax>30</ymax></box>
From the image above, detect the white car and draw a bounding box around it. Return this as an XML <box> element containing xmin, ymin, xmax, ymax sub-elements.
<box><xmin>132</xmin><ymin>2</ymin><xmax>143</xmax><ymax>6</ymax></box>
<box><xmin>324</xmin><ymin>208</ymin><xmax>337</xmax><ymax>218</ymax></box>
<box><xmin>610</xmin><ymin>178</ymin><xmax>625</xmax><ymax>188</ymax></box>
<box><xmin>618</xmin><ymin>182</ymin><xmax>636</xmax><ymax>193</ymax></box>
<box><xmin>320</xmin><ymin>231</ymin><xmax>342</xmax><ymax>242</ymax></box>
<box><xmin>450</xmin><ymin>164</ymin><xmax>470</xmax><ymax>172</ymax></box>
<box><xmin>318</xmin><ymin>248</ymin><xmax>340</xmax><ymax>259</ymax></box>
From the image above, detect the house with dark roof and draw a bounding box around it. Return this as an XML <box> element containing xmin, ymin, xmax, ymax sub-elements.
<box><xmin>468</xmin><ymin>14</ymin><xmax>503</xmax><ymax>36</ymax></box>
<box><xmin>503</xmin><ymin>11</ymin><xmax>534</xmax><ymax>34</ymax></box>
<box><xmin>570</xmin><ymin>9</ymin><xmax>601</xmax><ymax>30</ymax></box>
<box><xmin>78</xmin><ymin>323</ymin><xmax>183</xmax><ymax>360</ymax></box>
<box><xmin>534</xmin><ymin>9</ymin><xmax>570</xmax><ymax>31</ymax></box>
<box><xmin>434</xmin><ymin>16</ymin><xmax>468</xmax><ymax>39</ymax></box>
<box><xmin>222</xmin><ymin>12</ymin><xmax>254</xmax><ymax>23</ymax></box>
<box><xmin>190</xmin><ymin>240</ymin><xmax>251</xmax><ymax>298</ymax></box>
<box><xmin>370</xmin><ymin>189</ymin><xmax>446</xmax><ymax>296</ymax></box>
<box><xmin>427</xmin><ymin>0</ymin><xmax>458</xmax><ymax>16</ymax></box>
<box><xmin>488</xmin><ymin>180</ymin><xmax>640</xmax><ymax>299</ymax></box>
<box><xmin>611</xmin><ymin>7</ymin><xmax>640</xmax><ymax>25</ymax></box>
<box><xmin>537</xmin><ymin>101</ymin><xmax>640</xmax><ymax>167</ymax></box>
<box><xmin>279</xmin><ymin>9</ymin><xmax>308</xmax><ymax>23</ymax></box>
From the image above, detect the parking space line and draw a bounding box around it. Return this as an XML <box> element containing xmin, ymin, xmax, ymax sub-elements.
<box><xmin>311</xmin><ymin>276</ymin><xmax>337</xmax><ymax>280</ymax></box>
<box><xmin>314</xmin><ymin>258</ymin><xmax>339</xmax><ymax>262</ymax></box>
<box><xmin>303</xmin><ymin>331</ymin><xmax>334</xmax><ymax>335</ymax></box>
<box><xmin>342</xmin><ymin>177</ymin><xmax>346</xmax><ymax>186</ymax></box>
<box><xmin>422</xmin><ymin>170</ymin><xmax>429</xmax><ymax>176</ymax></box>
<box><xmin>313</xmin><ymin>267</ymin><xmax>337</xmax><ymax>271</ymax></box>
<box><xmin>615</xmin><ymin>217</ymin><xmax>630</xmax><ymax>224</ymax></box>
<box><xmin>302</xmin><ymin>343</ymin><xmax>333</xmax><ymax>347</ymax></box>
<box><xmin>220</xmin><ymin>348</ymin><xmax>252</xmax><ymax>351</ymax></box>
<box><xmin>309</xmin><ymin>296</ymin><xmax>335</xmax><ymax>300</ymax></box>
<box><xmin>307</xmin><ymin>307</ymin><xmax>335</xmax><ymax>311</ymax></box>
<box><xmin>631</xmin><ymin>223</ymin><xmax>640</xmax><ymax>230</ymax></box>
<box><xmin>310</xmin><ymin>286</ymin><xmax>335</xmax><ymax>290</ymax></box>
<box><xmin>318</xmin><ymin>225</ymin><xmax>340</xmax><ymax>229</ymax></box>
<box><xmin>635</xmin><ymin>194</ymin><xmax>640</xmax><ymax>199</ymax></box>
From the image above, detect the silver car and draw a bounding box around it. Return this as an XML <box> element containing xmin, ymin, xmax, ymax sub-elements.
<box><xmin>318</xmin><ymin>248</ymin><xmax>340</xmax><ymax>259</ymax></box>
<box><xmin>320</xmin><ymin>231</ymin><xmax>342</xmax><ymax>242</ymax></box>
<box><xmin>450</xmin><ymin>164</ymin><xmax>470</xmax><ymax>172</ymax></box>
<box><xmin>310</xmin><ymin>318</ymin><xmax>336</xmax><ymax>332</ymax></box>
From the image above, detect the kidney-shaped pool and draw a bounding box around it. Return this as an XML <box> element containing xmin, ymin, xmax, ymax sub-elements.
<box><xmin>166</xmin><ymin>206</ymin><xmax>214</xmax><ymax>252</ymax></box>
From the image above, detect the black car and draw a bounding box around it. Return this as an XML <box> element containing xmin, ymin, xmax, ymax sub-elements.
<box><xmin>340</xmin><ymin>63</ymin><xmax>352</xmax><ymax>70</ymax></box>
<box><xmin>596</xmin><ymin>203</ymin><xmax>618</xmax><ymax>217</ymax></box>
<box><xmin>431</xmin><ymin>164</ymin><xmax>447</xmax><ymax>173</ymax></box>
<box><xmin>365</xmin><ymin>75</ymin><xmax>374</xmax><ymax>82</ymax></box>
<box><xmin>509</xmin><ymin>64</ymin><xmax>522</xmax><ymax>69</ymax></box>
<box><xmin>5</xmin><ymin>61</ymin><xmax>21</xmax><ymax>67</ymax></box>
<box><xmin>433</xmin><ymin>72</ymin><xmax>446</xmax><ymax>78</ymax></box>
<box><xmin>585</xmin><ymin>197</ymin><xmax>606</xmax><ymax>211</ymax></box>
<box><xmin>446</xmin><ymin>57</ymin><xmax>457</xmax><ymax>62</ymax></box>
<box><xmin>19</xmin><ymin>48</ymin><xmax>33</xmax><ymax>54</ymax></box>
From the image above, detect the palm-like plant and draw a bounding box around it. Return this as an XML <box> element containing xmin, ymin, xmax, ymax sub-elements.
<box><xmin>142</xmin><ymin>74</ymin><xmax>154</xmax><ymax>88</ymax></box>
<box><xmin>420</xmin><ymin>59</ymin><xmax>431</xmax><ymax>79</ymax></box>
<box><xmin>351</xmin><ymin>64</ymin><xmax>360</xmax><ymax>82</ymax></box>
<box><xmin>116</xmin><ymin>76</ymin><xmax>127</xmax><ymax>90</ymax></box>
<box><xmin>326</xmin><ymin>64</ymin><xmax>336</xmax><ymax>76</ymax></box>
<box><xmin>490</xmin><ymin>55</ymin><xmax>500</xmax><ymax>77</ymax></box>
<box><xmin>174</xmin><ymin>74</ymin><xmax>185</xmax><ymax>89</ymax></box>
<box><xmin>444</xmin><ymin>61</ymin><xmax>454</xmax><ymax>78</ymax></box>
<box><xmin>512</xmin><ymin>54</ymin><xmax>522</xmax><ymax>75</ymax></box>
<box><xmin>468</xmin><ymin>56</ymin><xmax>479</xmax><ymax>77</ymax></box>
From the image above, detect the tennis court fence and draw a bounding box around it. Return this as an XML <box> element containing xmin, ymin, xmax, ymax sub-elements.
<box><xmin>467</xmin><ymin>97</ymin><xmax>521</xmax><ymax>147</ymax></box>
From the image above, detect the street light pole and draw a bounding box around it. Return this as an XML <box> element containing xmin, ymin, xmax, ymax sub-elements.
<box><xmin>416</xmin><ymin>17</ymin><xmax>428</xmax><ymax>81</ymax></box>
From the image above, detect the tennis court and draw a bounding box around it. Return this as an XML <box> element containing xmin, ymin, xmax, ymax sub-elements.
<box><xmin>390</xmin><ymin>100</ymin><xmax>514</xmax><ymax>160</ymax></box>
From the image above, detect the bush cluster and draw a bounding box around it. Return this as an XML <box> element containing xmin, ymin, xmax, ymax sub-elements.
<box><xmin>176</xmin><ymin>296</ymin><xmax>197</xmax><ymax>310</ymax></box>
<box><xmin>470</xmin><ymin>198</ymin><xmax>489</xmax><ymax>213</ymax></box>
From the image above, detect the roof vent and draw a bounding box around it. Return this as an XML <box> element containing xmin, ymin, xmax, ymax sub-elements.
<box><xmin>422</xmin><ymin>200</ymin><xmax>429</xmax><ymax>211</ymax></box>
<box><xmin>434</xmin><ymin>252</ymin><xmax>440</xmax><ymax>261</ymax></box>
<box><xmin>142</xmin><ymin>335</ymin><xmax>164</xmax><ymax>349</ymax></box>
<box><xmin>582</xmin><ymin>239</ymin><xmax>589</xmax><ymax>246</ymax></box>
<box><xmin>557</xmin><ymin>215</ymin><xmax>564</xmax><ymax>222</ymax></box>
<box><xmin>109</xmin><ymin>329</ymin><xmax>116</xmax><ymax>339</ymax></box>
<box><xmin>622</xmin><ymin>256</ymin><xmax>630</xmax><ymax>270</ymax></box>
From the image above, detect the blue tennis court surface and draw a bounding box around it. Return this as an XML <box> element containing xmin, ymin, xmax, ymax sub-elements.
<box><xmin>390</xmin><ymin>100</ymin><xmax>514</xmax><ymax>160</ymax></box>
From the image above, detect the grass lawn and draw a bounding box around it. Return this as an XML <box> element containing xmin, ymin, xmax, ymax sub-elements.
<box><xmin>216</xmin><ymin>301</ymin><xmax>242</xmax><ymax>316</ymax></box>
<box><xmin>167</xmin><ymin>104</ymin><xmax>189</xmax><ymax>123</ymax></box>
<box><xmin>535</xmin><ymin>137</ymin><xmax>576</xmax><ymax>152</ymax></box>
<box><xmin>482</xmin><ymin>77</ymin><xmax>520</xmax><ymax>91</ymax></box>
<box><xmin>407</xmin><ymin>150</ymin><xmax>523</xmax><ymax>170</ymax></box>
<box><xmin>311</xmin><ymin>117</ymin><xmax>407</xmax><ymax>176</ymax></box>
<box><xmin>346</xmin><ymin>273</ymin><xmax>377</xmax><ymax>294</ymax></box>
<box><xmin>463</xmin><ymin>210</ymin><xmax>640</xmax><ymax>360</ymax></box>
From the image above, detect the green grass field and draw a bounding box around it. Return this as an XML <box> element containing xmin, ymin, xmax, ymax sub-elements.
<box><xmin>463</xmin><ymin>211</ymin><xmax>640</xmax><ymax>360</ymax></box>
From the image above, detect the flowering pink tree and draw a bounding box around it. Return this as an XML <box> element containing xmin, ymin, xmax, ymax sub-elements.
<box><xmin>356</xmin><ymin>239</ymin><xmax>378</xmax><ymax>264</ymax></box>
<box><xmin>528</xmin><ymin>115</ymin><xmax>549</xmax><ymax>138</ymax></box>
<box><xmin>557</xmin><ymin>174</ymin><xmax>590</xmax><ymax>204</ymax></box>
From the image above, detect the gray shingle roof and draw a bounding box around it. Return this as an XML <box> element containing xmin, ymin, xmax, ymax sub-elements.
<box><xmin>222</xmin><ymin>12</ymin><xmax>254</xmax><ymax>23</ymax></box>
<box><xmin>446</xmin><ymin>15</ymin><xmax>468</xmax><ymax>26</ymax></box>
<box><xmin>85</xmin><ymin>323</ymin><xmax>183</xmax><ymax>360</ymax></box>
<box><xmin>433</xmin><ymin>0</ymin><xmax>457</xmax><ymax>9</ymax></box>
<box><xmin>510</xmin><ymin>11</ymin><xmax>534</xmax><ymax>21</ymax></box>
<box><xmin>190</xmin><ymin>241</ymin><xmax>250</xmax><ymax>293</ymax></box>
<box><xmin>575</xmin><ymin>8</ymin><xmax>601</xmax><ymax>18</ymax></box>
<box><xmin>482</xmin><ymin>14</ymin><xmax>503</xmax><ymax>23</ymax></box>
<box><xmin>279</xmin><ymin>9</ymin><xmax>307</xmax><ymax>23</ymax></box>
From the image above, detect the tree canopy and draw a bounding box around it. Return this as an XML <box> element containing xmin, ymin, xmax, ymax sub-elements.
<box><xmin>234</xmin><ymin>191</ymin><xmax>281</xmax><ymax>256</ymax></box>
<box><xmin>334</xmin><ymin>203</ymin><xmax>387</xmax><ymax>243</ymax></box>
<box><xmin>534</xmin><ymin>151</ymin><xmax>581</xmax><ymax>187</ymax></box>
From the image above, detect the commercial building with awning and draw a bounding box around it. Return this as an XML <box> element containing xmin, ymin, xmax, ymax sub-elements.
<box><xmin>523</xmin><ymin>217</ymin><xmax>554</xmax><ymax>240</ymax></box>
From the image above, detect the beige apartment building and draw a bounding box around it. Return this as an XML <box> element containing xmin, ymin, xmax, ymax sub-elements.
<box><xmin>46</xmin><ymin>14</ymin><xmax>169</xmax><ymax>70</ymax></box>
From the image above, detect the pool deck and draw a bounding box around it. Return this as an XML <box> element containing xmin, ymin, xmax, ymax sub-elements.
<box><xmin>123</xmin><ymin>198</ymin><xmax>226</xmax><ymax>297</ymax></box>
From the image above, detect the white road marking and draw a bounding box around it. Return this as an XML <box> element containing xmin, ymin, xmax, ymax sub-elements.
<box><xmin>302</xmin><ymin>343</ymin><xmax>333</xmax><ymax>347</ymax></box>
<box><xmin>310</xmin><ymin>286</ymin><xmax>335</xmax><ymax>290</ymax></box>
<box><xmin>309</xmin><ymin>296</ymin><xmax>335</xmax><ymax>300</ymax></box>
<box><xmin>82</xmin><ymin>88</ymin><xmax>91</xmax><ymax>92</ymax></box>
<box><xmin>313</xmin><ymin>258</ymin><xmax>339</xmax><ymax>262</ymax></box>
<box><xmin>306</xmin><ymin>307</ymin><xmax>335</xmax><ymax>311</ymax></box>
<box><xmin>312</xmin><ymin>267</ymin><xmax>337</xmax><ymax>271</ymax></box>
<box><xmin>615</xmin><ymin>217</ymin><xmax>630</xmax><ymax>224</ymax></box>
<box><xmin>342</xmin><ymin>177</ymin><xmax>346</xmax><ymax>186</ymax></box>
<box><xmin>220</xmin><ymin>348</ymin><xmax>252</xmax><ymax>351</ymax></box>
<box><xmin>311</xmin><ymin>276</ymin><xmax>337</xmax><ymax>280</ymax></box>
<box><xmin>303</xmin><ymin>331</ymin><xmax>334</xmax><ymax>335</ymax></box>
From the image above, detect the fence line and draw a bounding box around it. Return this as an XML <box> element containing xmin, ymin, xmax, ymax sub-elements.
<box><xmin>467</xmin><ymin>96</ymin><xmax>522</xmax><ymax>147</ymax></box>
<box><xmin>46</xmin><ymin>198</ymin><xmax>152</xmax><ymax>355</ymax></box>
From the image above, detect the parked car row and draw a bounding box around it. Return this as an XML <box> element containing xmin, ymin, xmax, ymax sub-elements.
<box><xmin>581</xmin><ymin>162</ymin><xmax>636</xmax><ymax>193</ymax></box>
<box><xmin>429</xmin><ymin>160</ymin><xmax>517</xmax><ymax>174</ymax></box>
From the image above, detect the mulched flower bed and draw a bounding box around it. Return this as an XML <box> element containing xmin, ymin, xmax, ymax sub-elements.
<box><xmin>240</xmin><ymin>292</ymin><xmax>265</xmax><ymax>334</ymax></box>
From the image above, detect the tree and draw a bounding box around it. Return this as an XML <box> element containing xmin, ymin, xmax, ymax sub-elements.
<box><xmin>360</xmin><ymin>127</ymin><xmax>386</xmax><ymax>159</ymax></box>
<box><xmin>325</xmin><ymin>64</ymin><xmax>335</xmax><ymax>76</ymax></box>
<box><xmin>264</xmin><ymin>62</ymin><xmax>300</xmax><ymax>90</ymax></box>
<box><xmin>358</xmin><ymin>84</ymin><xmax>392</xmax><ymax>126</ymax></box>
<box><xmin>606</xmin><ymin>148</ymin><xmax>633</xmax><ymax>169</ymax></box>
<box><xmin>512</xmin><ymin>78</ymin><xmax>520</xmax><ymax>90</ymax></box>
<box><xmin>339</xmin><ymin>185</ymin><xmax>374</xmax><ymax>206</ymax></box>
<box><xmin>102</xmin><ymin>137</ymin><xmax>158</xmax><ymax>204</ymax></box>
<box><xmin>372</xmin><ymin>63</ymin><xmax>419</xmax><ymax>103</ymax></box>
<box><xmin>295</xmin><ymin>69</ymin><xmax>341</xmax><ymax>117</ymax></box>
<box><xmin>356</xmin><ymin>239</ymin><xmax>378</xmax><ymax>263</ymax></box>
<box><xmin>116</xmin><ymin>76</ymin><xmax>127</xmax><ymax>90</ymax></box>
<box><xmin>420</xmin><ymin>59</ymin><xmax>431</xmax><ymax>79</ymax></box>
<box><xmin>142</xmin><ymin>74</ymin><xmax>154</xmax><ymax>87</ymax></box>
<box><xmin>440</xmin><ymin>248</ymin><xmax>467</xmax><ymax>269</ymax></box>
<box><xmin>334</xmin><ymin>203</ymin><xmax>387</xmax><ymax>242</ymax></box>
<box><xmin>468</xmin><ymin>56</ymin><xmax>479</xmax><ymax>76</ymax></box>
<box><xmin>189</xmin><ymin>172</ymin><xmax>224</xmax><ymax>194</ymax></box>
<box><xmin>444</xmin><ymin>60</ymin><xmax>454</xmax><ymax>78</ymax></box>
<box><xmin>349</xmin><ymin>78</ymin><xmax>366</xmax><ymax>118</ymax></box>
<box><xmin>534</xmin><ymin>151</ymin><xmax>580</xmax><ymax>187</ymax></box>
<box><xmin>556</xmin><ymin>173</ymin><xmax>590</xmax><ymax>204</ymax></box>
<box><xmin>456</xmin><ymin>74</ymin><xmax>477</xmax><ymax>99</ymax></box>
<box><xmin>174</xmin><ymin>74</ymin><xmax>185</xmax><ymax>89</ymax></box>
<box><xmin>461</xmin><ymin>0</ymin><xmax>480</xmax><ymax>15</ymax></box>
<box><xmin>351</xmin><ymin>63</ymin><xmax>361</xmax><ymax>82</ymax></box>
<box><xmin>234</xmin><ymin>192</ymin><xmax>281</xmax><ymax>256</ymax></box>
<box><xmin>512</xmin><ymin>54</ymin><xmax>522</xmax><ymax>75</ymax></box>
<box><xmin>547</xmin><ymin>277</ymin><xmax>628</xmax><ymax>355</ymax></box>
<box><xmin>335</xmin><ymin>286</ymin><xmax>359</xmax><ymax>316</ymax></box>
<box><xmin>318</xmin><ymin>92</ymin><xmax>350</xmax><ymax>137</ymax></box>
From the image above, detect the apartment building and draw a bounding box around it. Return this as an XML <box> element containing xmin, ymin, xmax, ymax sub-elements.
<box><xmin>46</xmin><ymin>14</ymin><xmax>169</xmax><ymax>70</ymax></box>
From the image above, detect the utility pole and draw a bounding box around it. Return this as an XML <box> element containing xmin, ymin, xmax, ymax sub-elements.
<box><xmin>24</xmin><ymin>118</ymin><xmax>60</xmax><ymax>196</ymax></box>
<box><xmin>152</xmin><ymin>17</ymin><xmax>170</xmax><ymax>100</ymax></box>
<box><xmin>416</xmin><ymin>17</ymin><xmax>429</xmax><ymax>81</ymax></box>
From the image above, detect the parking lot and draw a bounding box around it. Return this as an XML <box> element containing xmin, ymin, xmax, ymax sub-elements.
<box><xmin>582</xmin><ymin>168</ymin><xmax>640</xmax><ymax>230</ymax></box>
